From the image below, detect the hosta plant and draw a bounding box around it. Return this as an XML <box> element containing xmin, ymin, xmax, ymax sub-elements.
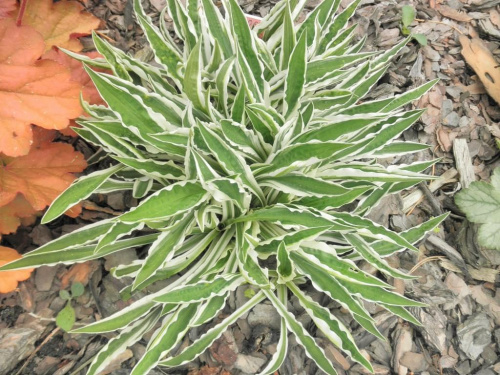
<box><xmin>0</xmin><ymin>0</ymin><xmax>447</xmax><ymax>373</ymax></box>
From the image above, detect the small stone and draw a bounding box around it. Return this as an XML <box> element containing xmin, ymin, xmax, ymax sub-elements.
<box><xmin>446</xmin><ymin>86</ymin><xmax>462</xmax><ymax>99</ymax></box>
<box><xmin>443</xmin><ymin>111</ymin><xmax>460</xmax><ymax>127</ymax></box>
<box><xmin>459</xmin><ymin>116</ymin><xmax>469</xmax><ymax>127</ymax></box>
<box><xmin>35</xmin><ymin>266</ymin><xmax>59</xmax><ymax>292</ymax></box>
<box><xmin>104</xmin><ymin>249</ymin><xmax>138</xmax><ymax>271</ymax></box>
<box><xmin>457</xmin><ymin>313</ymin><xmax>492</xmax><ymax>360</ymax></box>
<box><xmin>400</xmin><ymin>352</ymin><xmax>429</xmax><ymax>372</ymax></box>
<box><xmin>481</xmin><ymin>345</ymin><xmax>498</xmax><ymax>365</ymax></box>
<box><xmin>233</xmin><ymin>354</ymin><xmax>267</xmax><ymax>374</ymax></box>
<box><xmin>30</xmin><ymin>225</ymin><xmax>53</xmax><ymax>246</ymax></box>
<box><xmin>107</xmin><ymin>192</ymin><xmax>126</xmax><ymax>211</ymax></box>
<box><xmin>247</xmin><ymin>303</ymin><xmax>281</xmax><ymax>330</ymax></box>
<box><xmin>441</xmin><ymin>99</ymin><xmax>454</xmax><ymax>118</ymax></box>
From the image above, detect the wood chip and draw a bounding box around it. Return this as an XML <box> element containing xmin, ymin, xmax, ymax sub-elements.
<box><xmin>453</xmin><ymin>138</ymin><xmax>476</xmax><ymax>189</ymax></box>
<box><xmin>437</xmin><ymin>5</ymin><xmax>472</xmax><ymax>21</ymax></box>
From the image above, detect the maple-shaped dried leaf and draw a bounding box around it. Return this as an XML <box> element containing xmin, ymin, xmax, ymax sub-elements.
<box><xmin>0</xmin><ymin>19</ymin><xmax>83</xmax><ymax>156</ymax></box>
<box><xmin>43</xmin><ymin>48</ymin><xmax>105</xmax><ymax>105</ymax></box>
<box><xmin>20</xmin><ymin>0</ymin><xmax>101</xmax><ymax>52</ymax></box>
<box><xmin>0</xmin><ymin>128</ymin><xmax>87</xmax><ymax>213</ymax></box>
<box><xmin>0</xmin><ymin>246</ymin><xmax>33</xmax><ymax>293</ymax></box>
<box><xmin>0</xmin><ymin>0</ymin><xmax>17</xmax><ymax>20</ymax></box>
<box><xmin>0</xmin><ymin>194</ymin><xmax>38</xmax><ymax>236</ymax></box>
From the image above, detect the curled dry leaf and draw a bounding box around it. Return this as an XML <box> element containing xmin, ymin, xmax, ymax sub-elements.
<box><xmin>459</xmin><ymin>35</ymin><xmax>500</xmax><ymax>106</ymax></box>
<box><xmin>0</xmin><ymin>19</ymin><xmax>83</xmax><ymax>156</ymax></box>
<box><xmin>18</xmin><ymin>0</ymin><xmax>101</xmax><ymax>52</ymax></box>
<box><xmin>0</xmin><ymin>246</ymin><xmax>33</xmax><ymax>293</ymax></box>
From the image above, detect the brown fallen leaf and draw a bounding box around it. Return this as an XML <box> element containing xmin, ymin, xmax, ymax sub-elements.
<box><xmin>459</xmin><ymin>35</ymin><xmax>500</xmax><ymax>105</ymax></box>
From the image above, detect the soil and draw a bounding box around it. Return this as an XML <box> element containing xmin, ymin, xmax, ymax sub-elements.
<box><xmin>1</xmin><ymin>0</ymin><xmax>500</xmax><ymax>374</ymax></box>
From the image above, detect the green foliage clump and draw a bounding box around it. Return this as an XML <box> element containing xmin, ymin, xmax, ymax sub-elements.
<box><xmin>1</xmin><ymin>0</ymin><xmax>447</xmax><ymax>373</ymax></box>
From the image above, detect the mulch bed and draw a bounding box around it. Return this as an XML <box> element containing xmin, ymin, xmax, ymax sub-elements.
<box><xmin>1</xmin><ymin>0</ymin><xmax>500</xmax><ymax>374</ymax></box>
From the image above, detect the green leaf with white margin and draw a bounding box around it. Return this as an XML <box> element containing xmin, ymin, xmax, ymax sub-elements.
<box><xmin>158</xmin><ymin>291</ymin><xmax>266</xmax><ymax>367</ymax></box>
<box><xmin>263</xmin><ymin>288</ymin><xmax>338</xmax><ymax>375</ymax></box>
<box><xmin>133</xmin><ymin>213</ymin><xmax>195</xmax><ymax>289</ymax></box>
<box><xmin>300</xmin><ymin>245</ymin><xmax>392</xmax><ymax>288</ymax></box>
<box><xmin>284</xmin><ymin>32</ymin><xmax>307</xmax><ymax>118</ymax></box>
<box><xmin>255</xmin><ymin>226</ymin><xmax>331</xmax><ymax>258</ymax></box>
<box><xmin>131</xmin><ymin>303</ymin><xmax>199</xmax><ymax>375</ymax></box>
<box><xmin>455</xmin><ymin>174</ymin><xmax>500</xmax><ymax>250</ymax></box>
<box><xmin>257</xmin><ymin>285</ymin><xmax>288</xmax><ymax>375</ymax></box>
<box><xmin>295</xmin><ymin>186</ymin><xmax>371</xmax><ymax>210</ymax></box>
<box><xmin>72</xmin><ymin>299</ymin><xmax>157</xmax><ymax>334</ymax></box>
<box><xmin>95</xmin><ymin>222</ymin><xmax>144</xmax><ymax>254</ymax></box>
<box><xmin>216</xmin><ymin>58</ymin><xmax>236</xmax><ymax>117</ymax></box>
<box><xmin>231</xmin><ymin>84</ymin><xmax>246</xmax><ymax>122</ymax></box>
<box><xmin>290</xmin><ymin>251</ymin><xmax>372</xmax><ymax>322</ymax></box>
<box><xmin>291</xmin><ymin>115</ymin><xmax>383</xmax><ymax>144</ymax></box>
<box><xmin>306</xmin><ymin>52</ymin><xmax>377</xmax><ymax>84</ymax></box>
<box><xmin>291</xmin><ymin>251</ymin><xmax>384</xmax><ymax>340</ymax></box>
<box><xmin>153</xmin><ymin>274</ymin><xmax>245</xmax><ymax>303</ymax></box>
<box><xmin>317</xmin><ymin>0</ymin><xmax>360</xmax><ymax>55</ymax></box>
<box><xmin>280</xmin><ymin>2</ymin><xmax>296</xmax><ymax>70</ymax></box>
<box><xmin>200</xmin><ymin>0</ymin><xmax>232</xmax><ymax>58</ymax></box>
<box><xmin>22</xmin><ymin>220</ymin><xmax>115</xmax><ymax>257</ymax></box>
<box><xmin>379</xmin><ymin>304</ymin><xmax>421</xmax><ymax>326</ymax></box>
<box><xmin>196</xmin><ymin>121</ymin><xmax>266</xmax><ymax>204</ymax></box>
<box><xmin>0</xmin><ymin>234</ymin><xmax>159</xmax><ymax>271</ymax></box>
<box><xmin>372</xmin><ymin>213</ymin><xmax>449</xmax><ymax>256</ymax></box>
<box><xmin>277</xmin><ymin>242</ymin><xmax>295</xmax><ymax>282</ymax></box>
<box><xmin>207</xmin><ymin>178</ymin><xmax>252</xmax><ymax>211</ymax></box>
<box><xmin>343</xmin><ymin>233</ymin><xmax>417</xmax><ymax>280</ymax></box>
<box><xmin>229</xmin><ymin>204</ymin><xmax>353</xmax><ymax>231</ymax></box>
<box><xmin>91</xmin><ymin>32</ymin><xmax>130</xmax><ymax>80</ymax></box>
<box><xmin>134</xmin><ymin>0</ymin><xmax>182</xmax><ymax>82</ymax></box>
<box><xmin>84</xmin><ymin>67</ymin><xmax>182</xmax><ymax>133</ymax></box>
<box><xmin>112</xmin><ymin>156</ymin><xmax>185</xmax><ymax>180</ymax></box>
<box><xmin>331</xmin><ymin>212</ymin><xmax>418</xmax><ymax>251</ymax></box>
<box><xmin>220</xmin><ymin>120</ymin><xmax>267</xmax><ymax>162</ymax></box>
<box><xmin>86</xmin><ymin>307</ymin><xmax>162</xmax><ymax>375</ymax></box>
<box><xmin>42</xmin><ymin>164</ymin><xmax>124</xmax><ymax>223</ymax></box>
<box><xmin>227</xmin><ymin>0</ymin><xmax>264</xmax><ymax>93</ymax></box>
<box><xmin>192</xmin><ymin>294</ymin><xmax>230</xmax><ymax>327</ymax></box>
<box><xmin>297</xmin><ymin>0</ymin><xmax>340</xmax><ymax>46</ymax></box>
<box><xmin>336</xmin><ymin>277</ymin><xmax>426</xmax><ymax>307</ymax></box>
<box><xmin>260</xmin><ymin>174</ymin><xmax>352</xmax><ymax>197</ymax></box>
<box><xmin>184</xmin><ymin>40</ymin><xmax>207</xmax><ymax>113</ymax></box>
<box><xmin>118</xmin><ymin>181</ymin><xmax>208</xmax><ymax>223</ymax></box>
<box><xmin>287</xmin><ymin>282</ymin><xmax>373</xmax><ymax>371</ymax></box>
<box><xmin>260</xmin><ymin>141</ymin><xmax>351</xmax><ymax>176</ymax></box>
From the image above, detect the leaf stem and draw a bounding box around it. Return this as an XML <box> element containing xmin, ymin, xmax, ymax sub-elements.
<box><xmin>16</xmin><ymin>0</ymin><xmax>28</xmax><ymax>26</ymax></box>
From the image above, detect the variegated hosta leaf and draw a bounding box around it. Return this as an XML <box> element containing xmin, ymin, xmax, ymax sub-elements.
<box><xmin>0</xmin><ymin>0</ymin><xmax>444</xmax><ymax>374</ymax></box>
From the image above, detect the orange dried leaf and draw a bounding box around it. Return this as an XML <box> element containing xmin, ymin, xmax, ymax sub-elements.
<box><xmin>0</xmin><ymin>194</ymin><xmax>38</xmax><ymax>236</ymax></box>
<box><xmin>0</xmin><ymin>19</ymin><xmax>83</xmax><ymax>156</ymax></box>
<box><xmin>0</xmin><ymin>246</ymin><xmax>33</xmax><ymax>293</ymax></box>
<box><xmin>0</xmin><ymin>128</ymin><xmax>87</xmax><ymax>212</ymax></box>
<box><xmin>0</xmin><ymin>0</ymin><xmax>17</xmax><ymax>20</ymax></box>
<box><xmin>60</xmin><ymin>261</ymin><xmax>99</xmax><ymax>288</ymax></box>
<box><xmin>20</xmin><ymin>0</ymin><xmax>100</xmax><ymax>52</ymax></box>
